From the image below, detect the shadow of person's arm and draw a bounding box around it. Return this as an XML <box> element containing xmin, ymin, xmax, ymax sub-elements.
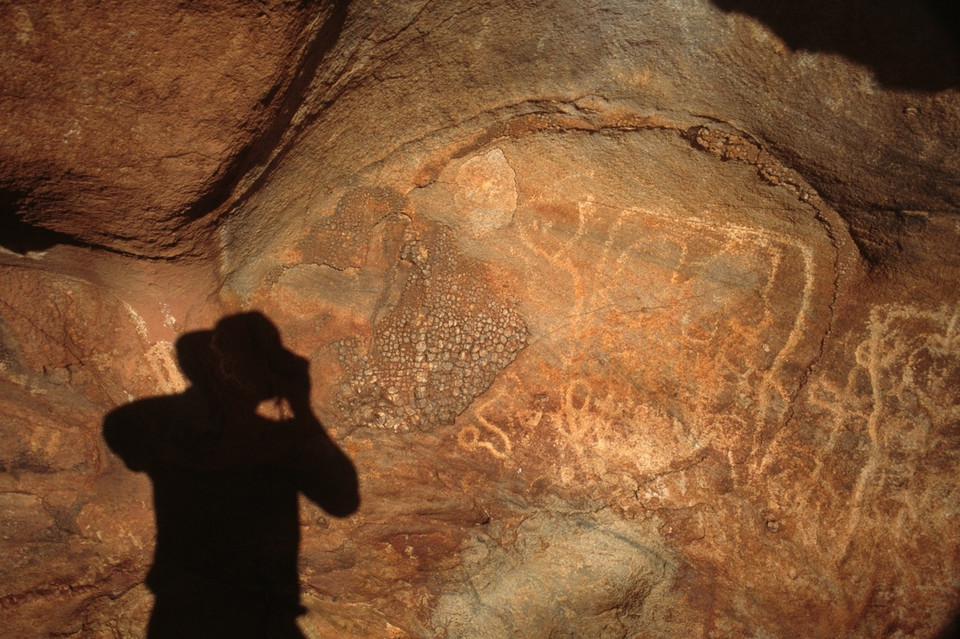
<box><xmin>292</xmin><ymin>418</ymin><xmax>360</xmax><ymax>517</ymax></box>
<box><xmin>279</xmin><ymin>356</ymin><xmax>360</xmax><ymax>518</ymax></box>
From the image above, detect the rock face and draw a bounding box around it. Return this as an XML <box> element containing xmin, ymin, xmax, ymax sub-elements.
<box><xmin>1</xmin><ymin>1</ymin><xmax>959</xmax><ymax>637</ymax></box>
<box><xmin>0</xmin><ymin>0</ymin><xmax>346</xmax><ymax>257</ymax></box>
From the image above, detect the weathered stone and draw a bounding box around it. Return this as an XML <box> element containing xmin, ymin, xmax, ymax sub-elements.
<box><xmin>0</xmin><ymin>0</ymin><xmax>346</xmax><ymax>257</ymax></box>
<box><xmin>2</xmin><ymin>0</ymin><xmax>960</xmax><ymax>637</ymax></box>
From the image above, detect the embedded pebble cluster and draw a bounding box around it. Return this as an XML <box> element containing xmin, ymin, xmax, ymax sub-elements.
<box><xmin>336</xmin><ymin>225</ymin><xmax>527</xmax><ymax>431</ymax></box>
<box><xmin>308</xmin><ymin>186</ymin><xmax>405</xmax><ymax>269</ymax></box>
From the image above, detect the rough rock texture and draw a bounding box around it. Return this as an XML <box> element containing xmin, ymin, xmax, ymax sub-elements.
<box><xmin>2</xmin><ymin>1</ymin><xmax>960</xmax><ymax>637</ymax></box>
<box><xmin>0</xmin><ymin>0</ymin><xmax>346</xmax><ymax>257</ymax></box>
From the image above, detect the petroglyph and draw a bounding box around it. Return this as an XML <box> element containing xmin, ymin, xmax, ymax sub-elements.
<box><xmin>721</xmin><ymin>299</ymin><xmax>960</xmax><ymax>581</ymax></box>
<box><xmin>436</xmin><ymin>126</ymin><xmax>844</xmax><ymax>522</ymax></box>
<box><xmin>835</xmin><ymin>303</ymin><xmax>960</xmax><ymax>560</ymax></box>
<box><xmin>509</xmin><ymin>199</ymin><xmax>825</xmax><ymax>444</ymax></box>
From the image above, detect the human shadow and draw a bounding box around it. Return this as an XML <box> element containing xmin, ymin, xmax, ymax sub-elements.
<box><xmin>103</xmin><ymin>312</ymin><xmax>359</xmax><ymax>638</ymax></box>
<box><xmin>711</xmin><ymin>0</ymin><xmax>960</xmax><ymax>91</ymax></box>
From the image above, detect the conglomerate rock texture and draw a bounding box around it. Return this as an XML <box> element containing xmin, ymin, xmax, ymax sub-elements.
<box><xmin>2</xmin><ymin>1</ymin><xmax>960</xmax><ymax>637</ymax></box>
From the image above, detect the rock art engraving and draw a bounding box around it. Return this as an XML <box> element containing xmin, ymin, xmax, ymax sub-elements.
<box><xmin>428</xmin><ymin>127</ymin><xmax>847</xmax><ymax>545</ymax></box>
<box><xmin>835</xmin><ymin>304</ymin><xmax>959</xmax><ymax>558</ymax></box>
<box><xmin>460</xmin><ymin>202</ymin><xmax>828</xmax><ymax>472</ymax></box>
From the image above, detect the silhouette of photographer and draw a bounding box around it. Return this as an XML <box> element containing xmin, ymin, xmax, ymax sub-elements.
<box><xmin>103</xmin><ymin>312</ymin><xmax>359</xmax><ymax>638</ymax></box>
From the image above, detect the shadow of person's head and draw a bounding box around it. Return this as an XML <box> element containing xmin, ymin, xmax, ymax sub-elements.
<box><xmin>175</xmin><ymin>312</ymin><xmax>308</xmax><ymax>405</ymax></box>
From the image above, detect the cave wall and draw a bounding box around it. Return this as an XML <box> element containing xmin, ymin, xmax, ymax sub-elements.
<box><xmin>2</xmin><ymin>1</ymin><xmax>960</xmax><ymax>637</ymax></box>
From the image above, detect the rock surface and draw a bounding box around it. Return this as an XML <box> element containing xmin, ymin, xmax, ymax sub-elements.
<box><xmin>2</xmin><ymin>1</ymin><xmax>959</xmax><ymax>637</ymax></box>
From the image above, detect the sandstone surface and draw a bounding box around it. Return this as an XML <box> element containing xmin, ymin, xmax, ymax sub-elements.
<box><xmin>1</xmin><ymin>1</ymin><xmax>959</xmax><ymax>637</ymax></box>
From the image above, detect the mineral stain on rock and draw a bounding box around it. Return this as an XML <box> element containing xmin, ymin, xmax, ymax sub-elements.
<box><xmin>453</xmin><ymin>148</ymin><xmax>518</xmax><ymax>237</ymax></box>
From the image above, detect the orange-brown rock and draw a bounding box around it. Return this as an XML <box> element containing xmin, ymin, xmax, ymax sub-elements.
<box><xmin>2</xmin><ymin>1</ymin><xmax>960</xmax><ymax>637</ymax></box>
<box><xmin>0</xmin><ymin>0</ymin><xmax>346</xmax><ymax>257</ymax></box>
